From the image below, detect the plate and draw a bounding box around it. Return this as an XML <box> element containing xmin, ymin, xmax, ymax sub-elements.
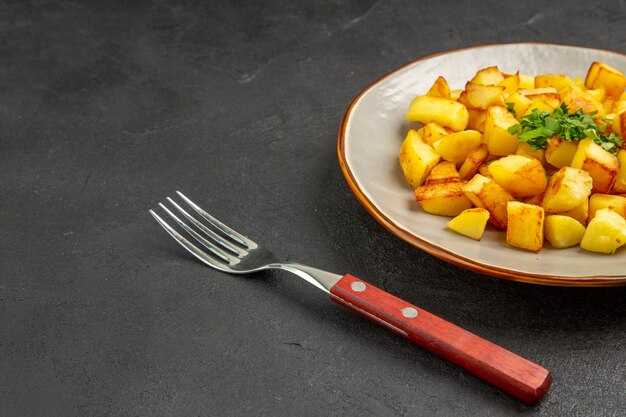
<box><xmin>338</xmin><ymin>43</ymin><xmax>626</xmax><ymax>287</ymax></box>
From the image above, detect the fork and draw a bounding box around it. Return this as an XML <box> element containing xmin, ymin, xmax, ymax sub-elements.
<box><xmin>149</xmin><ymin>191</ymin><xmax>551</xmax><ymax>405</ymax></box>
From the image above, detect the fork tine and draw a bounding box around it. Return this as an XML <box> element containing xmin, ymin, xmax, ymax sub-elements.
<box><xmin>165</xmin><ymin>197</ymin><xmax>245</xmax><ymax>256</ymax></box>
<box><xmin>149</xmin><ymin>210</ymin><xmax>232</xmax><ymax>270</ymax></box>
<box><xmin>176</xmin><ymin>191</ymin><xmax>256</xmax><ymax>249</ymax></box>
<box><xmin>157</xmin><ymin>203</ymin><xmax>238</xmax><ymax>264</ymax></box>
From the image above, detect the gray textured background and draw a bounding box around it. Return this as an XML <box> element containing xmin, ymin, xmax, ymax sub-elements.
<box><xmin>1</xmin><ymin>0</ymin><xmax>625</xmax><ymax>416</ymax></box>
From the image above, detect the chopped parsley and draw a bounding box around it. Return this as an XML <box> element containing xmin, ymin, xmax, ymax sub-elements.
<box><xmin>507</xmin><ymin>103</ymin><xmax>623</xmax><ymax>155</ymax></box>
<box><xmin>505</xmin><ymin>102</ymin><xmax>517</xmax><ymax>117</ymax></box>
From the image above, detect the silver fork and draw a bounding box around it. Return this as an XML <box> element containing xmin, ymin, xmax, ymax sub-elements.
<box><xmin>149</xmin><ymin>191</ymin><xmax>551</xmax><ymax>405</ymax></box>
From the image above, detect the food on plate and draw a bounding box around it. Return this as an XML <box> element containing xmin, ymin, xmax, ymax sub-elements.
<box><xmin>414</xmin><ymin>182</ymin><xmax>473</xmax><ymax>217</ymax></box>
<box><xmin>446</xmin><ymin>208</ymin><xmax>490</xmax><ymax>240</ymax></box>
<box><xmin>570</xmin><ymin>138</ymin><xmax>619</xmax><ymax>193</ymax></box>
<box><xmin>425</xmin><ymin>161</ymin><xmax>461</xmax><ymax>185</ymax></box>
<box><xmin>406</xmin><ymin>96</ymin><xmax>469</xmax><ymax>131</ymax></box>
<box><xmin>580</xmin><ymin>208</ymin><xmax>626</xmax><ymax>254</ymax></box>
<box><xmin>484</xmin><ymin>105</ymin><xmax>520</xmax><ymax>155</ymax></box>
<box><xmin>399</xmin><ymin>129</ymin><xmax>440</xmax><ymax>188</ymax></box>
<box><xmin>462</xmin><ymin>174</ymin><xmax>515</xmax><ymax>230</ymax></box>
<box><xmin>588</xmin><ymin>193</ymin><xmax>626</xmax><ymax>220</ymax></box>
<box><xmin>544</xmin><ymin>215</ymin><xmax>586</xmax><ymax>248</ymax></box>
<box><xmin>506</xmin><ymin>201</ymin><xmax>545</xmax><ymax>252</ymax></box>
<box><xmin>541</xmin><ymin>167</ymin><xmax>593</xmax><ymax>213</ymax></box>
<box><xmin>399</xmin><ymin>61</ymin><xmax>626</xmax><ymax>253</ymax></box>
<box><xmin>433</xmin><ymin>130</ymin><xmax>483</xmax><ymax>164</ymax></box>
<box><xmin>488</xmin><ymin>155</ymin><xmax>548</xmax><ymax>198</ymax></box>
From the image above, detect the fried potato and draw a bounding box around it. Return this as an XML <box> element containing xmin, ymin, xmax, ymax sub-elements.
<box><xmin>467</xmin><ymin>108</ymin><xmax>488</xmax><ymax>132</ymax></box>
<box><xmin>519</xmin><ymin>87</ymin><xmax>558</xmax><ymax>96</ymax></box>
<box><xmin>555</xmin><ymin>201</ymin><xmax>589</xmax><ymax>226</ymax></box>
<box><xmin>580</xmin><ymin>208</ymin><xmax>626</xmax><ymax>254</ymax></box>
<box><xmin>545</xmin><ymin>136</ymin><xmax>578</xmax><ymax>168</ymax></box>
<box><xmin>505</xmin><ymin>92</ymin><xmax>532</xmax><ymax>119</ymax></box>
<box><xmin>483</xmin><ymin>106</ymin><xmax>519</xmax><ymax>156</ymax></box>
<box><xmin>407</xmin><ymin>96</ymin><xmax>469</xmax><ymax>132</ymax></box>
<box><xmin>588</xmin><ymin>193</ymin><xmax>626</xmax><ymax>220</ymax></box>
<box><xmin>425</xmin><ymin>161</ymin><xmax>460</xmax><ymax>185</ymax></box>
<box><xmin>426</xmin><ymin>76</ymin><xmax>452</xmax><ymax>99</ymax></box>
<box><xmin>399</xmin><ymin>60</ymin><xmax>626</xmax><ymax>254</ymax></box>
<box><xmin>506</xmin><ymin>201</ymin><xmax>545</xmax><ymax>252</ymax></box>
<box><xmin>585</xmin><ymin>62</ymin><xmax>626</xmax><ymax>100</ymax></box>
<box><xmin>458</xmin><ymin>144</ymin><xmax>489</xmax><ymax>180</ymax></box>
<box><xmin>544</xmin><ymin>215</ymin><xmax>585</xmax><ymax>248</ymax></box>
<box><xmin>515</xmin><ymin>142</ymin><xmax>546</xmax><ymax>165</ymax></box>
<box><xmin>471</xmin><ymin>66</ymin><xmax>505</xmax><ymax>86</ymax></box>
<box><xmin>446</xmin><ymin>208</ymin><xmax>490</xmax><ymax>240</ymax></box>
<box><xmin>414</xmin><ymin>182</ymin><xmax>473</xmax><ymax>216</ymax></box>
<box><xmin>518</xmin><ymin>74</ymin><xmax>535</xmax><ymax>89</ymax></box>
<box><xmin>421</xmin><ymin>122</ymin><xmax>449</xmax><ymax>146</ymax></box>
<box><xmin>611</xmin><ymin>149</ymin><xmax>626</xmax><ymax>193</ymax></box>
<box><xmin>399</xmin><ymin>129</ymin><xmax>440</xmax><ymax>187</ymax></box>
<box><xmin>497</xmin><ymin>72</ymin><xmax>519</xmax><ymax>95</ymax></box>
<box><xmin>488</xmin><ymin>155</ymin><xmax>548</xmax><ymax>198</ymax></box>
<box><xmin>463</xmin><ymin>174</ymin><xmax>515</xmax><ymax>229</ymax></box>
<box><xmin>433</xmin><ymin>130</ymin><xmax>482</xmax><ymax>165</ymax></box>
<box><xmin>561</xmin><ymin>85</ymin><xmax>605</xmax><ymax>116</ymax></box>
<box><xmin>462</xmin><ymin>82</ymin><xmax>506</xmax><ymax>109</ymax></box>
<box><xmin>534</xmin><ymin>74</ymin><xmax>575</xmax><ymax>93</ymax></box>
<box><xmin>542</xmin><ymin>167</ymin><xmax>593</xmax><ymax>214</ymax></box>
<box><xmin>570</xmin><ymin>138</ymin><xmax>619</xmax><ymax>193</ymax></box>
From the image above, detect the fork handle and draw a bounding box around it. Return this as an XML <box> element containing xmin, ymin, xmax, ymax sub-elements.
<box><xmin>329</xmin><ymin>274</ymin><xmax>551</xmax><ymax>405</ymax></box>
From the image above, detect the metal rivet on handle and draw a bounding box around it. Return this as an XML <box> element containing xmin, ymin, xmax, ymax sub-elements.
<box><xmin>351</xmin><ymin>281</ymin><xmax>366</xmax><ymax>292</ymax></box>
<box><xmin>402</xmin><ymin>307</ymin><xmax>418</xmax><ymax>318</ymax></box>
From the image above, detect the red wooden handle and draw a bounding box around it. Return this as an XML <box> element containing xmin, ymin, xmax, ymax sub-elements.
<box><xmin>330</xmin><ymin>274</ymin><xmax>551</xmax><ymax>405</ymax></box>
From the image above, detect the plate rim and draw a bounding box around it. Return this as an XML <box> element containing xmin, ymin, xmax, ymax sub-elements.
<box><xmin>337</xmin><ymin>42</ymin><xmax>626</xmax><ymax>287</ymax></box>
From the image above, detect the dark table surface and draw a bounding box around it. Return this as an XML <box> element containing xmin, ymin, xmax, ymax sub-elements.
<box><xmin>2</xmin><ymin>0</ymin><xmax>626</xmax><ymax>416</ymax></box>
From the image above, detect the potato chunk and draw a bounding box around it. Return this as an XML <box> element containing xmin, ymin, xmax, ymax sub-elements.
<box><xmin>570</xmin><ymin>138</ymin><xmax>619</xmax><ymax>193</ymax></box>
<box><xmin>426</xmin><ymin>76</ymin><xmax>451</xmax><ymax>99</ymax></box>
<box><xmin>484</xmin><ymin>106</ymin><xmax>520</xmax><ymax>156</ymax></box>
<box><xmin>506</xmin><ymin>201</ymin><xmax>545</xmax><ymax>252</ymax></box>
<box><xmin>555</xmin><ymin>201</ymin><xmax>589</xmax><ymax>226</ymax></box>
<box><xmin>611</xmin><ymin>149</ymin><xmax>626</xmax><ymax>193</ymax></box>
<box><xmin>421</xmin><ymin>122</ymin><xmax>449</xmax><ymax>146</ymax></box>
<box><xmin>407</xmin><ymin>96</ymin><xmax>469</xmax><ymax>132</ymax></box>
<box><xmin>458</xmin><ymin>144</ymin><xmax>489</xmax><ymax>180</ymax></box>
<box><xmin>542</xmin><ymin>167</ymin><xmax>593</xmax><ymax>213</ymax></box>
<box><xmin>585</xmin><ymin>62</ymin><xmax>626</xmax><ymax>100</ymax></box>
<box><xmin>433</xmin><ymin>130</ymin><xmax>482</xmax><ymax>165</ymax></box>
<box><xmin>580</xmin><ymin>208</ymin><xmax>626</xmax><ymax>254</ymax></box>
<box><xmin>467</xmin><ymin>108</ymin><xmax>488</xmax><ymax>132</ymax></box>
<box><xmin>561</xmin><ymin>85</ymin><xmax>605</xmax><ymax>116</ymax></box>
<box><xmin>446</xmin><ymin>208</ymin><xmax>490</xmax><ymax>240</ymax></box>
<box><xmin>545</xmin><ymin>137</ymin><xmax>578</xmax><ymax>168</ymax></box>
<box><xmin>463</xmin><ymin>174</ymin><xmax>516</xmax><ymax>229</ymax></box>
<box><xmin>588</xmin><ymin>193</ymin><xmax>626</xmax><ymax>220</ymax></box>
<box><xmin>505</xmin><ymin>92</ymin><xmax>532</xmax><ymax>119</ymax></box>
<box><xmin>399</xmin><ymin>129</ymin><xmax>441</xmax><ymax>187</ymax></box>
<box><xmin>544</xmin><ymin>215</ymin><xmax>585</xmax><ymax>248</ymax></box>
<box><xmin>518</xmin><ymin>74</ymin><xmax>535</xmax><ymax>89</ymax></box>
<box><xmin>425</xmin><ymin>161</ymin><xmax>460</xmax><ymax>185</ymax></box>
<box><xmin>471</xmin><ymin>66</ymin><xmax>505</xmax><ymax>86</ymax></box>
<box><xmin>463</xmin><ymin>82</ymin><xmax>506</xmax><ymax>109</ymax></box>
<box><xmin>534</xmin><ymin>74</ymin><xmax>575</xmax><ymax>93</ymax></box>
<box><xmin>497</xmin><ymin>72</ymin><xmax>519</xmax><ymax>95</ymax></box>
<box><xmin>488</xmin><ymin>155</ymin><xmax>547</xmax><ymax>198</ymax></box>
<box><xmin>414</xmin><ymin>182</ymin><xmax>473</xmax><ymax>216</ymax></box>
<box><xmin>516</xmin><ymin>142</ymin><xmax>546</xmax><ymax>165</ymax></box>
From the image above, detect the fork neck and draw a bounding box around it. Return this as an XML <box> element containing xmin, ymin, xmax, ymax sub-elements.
<box><xmin>272</xmin><ymin>262</ymin><xmax>343</xmax><ymax>294</ymax></box>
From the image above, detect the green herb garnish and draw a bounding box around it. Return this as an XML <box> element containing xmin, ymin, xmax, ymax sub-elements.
<box><xmin>507</xmin><ymin>103</ymin><xmax>623</xmax><ymax>155</ymax></box>
<box><xmin>505</xmin><ymin>102</ymin><xmax>517</xmax><ymax>117</ymax></box>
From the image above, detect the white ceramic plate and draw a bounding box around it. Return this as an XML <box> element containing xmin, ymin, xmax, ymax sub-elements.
<box><xmin>338</xmin><ymin>43</ymin><xmax>626</xmax><ymax>286</ymax></box>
